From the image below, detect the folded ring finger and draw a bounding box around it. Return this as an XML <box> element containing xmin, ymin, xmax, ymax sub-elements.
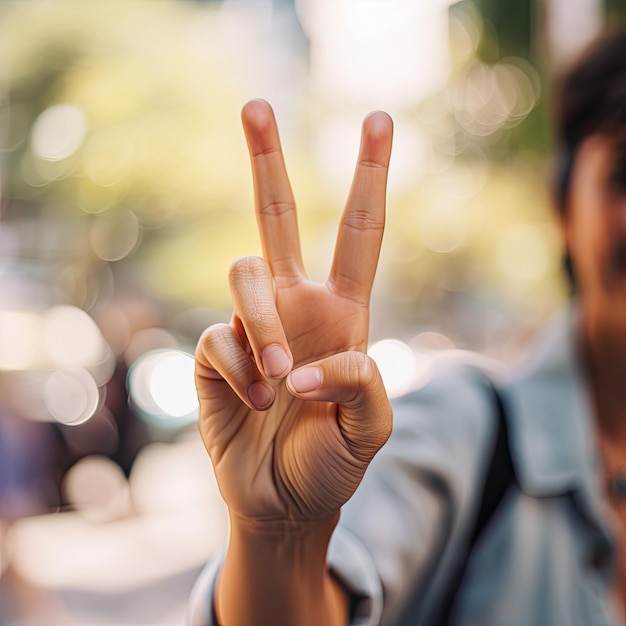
<box><xmin>229</xmin><ymin>255</ymin><xmax>293</xmax><ymax>380</ymax></box>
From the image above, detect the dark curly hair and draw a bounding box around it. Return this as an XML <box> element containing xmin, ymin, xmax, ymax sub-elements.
<box><xmin>552</xmin><ymin>27</ymin><xmax>626</xmax><ymax>289</ymax></box>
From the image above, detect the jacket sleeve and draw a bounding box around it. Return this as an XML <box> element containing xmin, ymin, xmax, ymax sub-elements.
<box><xmin>187</xmin><ymin>362</ymin><xmax>499</xmax><ymax>626</ymax></box>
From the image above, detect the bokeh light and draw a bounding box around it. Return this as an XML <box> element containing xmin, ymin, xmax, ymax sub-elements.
<box><xmin>43</xmin><ymin>306</ymin><xmax>106</xmax><ymax>370</ymax></box>
<box><xmin>0</xmin><ymin>311</ymin><xmax>43</xmax><ymax>370</ymax></box>
<box><xmin>43</xmin><ymin>368</ymin><xmax>100</xmax><ymax>426</ymax></box>
<box><xmin>220</xmin><ymin>0</ymin><xmax>273</xmax><ymax>42</ymax></box>
<box><xmin>130</xmin><ymin>439</ymin><xmax>214</xmax><ymax>515</ymax></box>
<box><xmin>149</xmin><ymin>351</ymin><xmax>198</xmax><ymax>418</ymax></box>
<box><xmin>129</xmin><ymin>349</ymin><xmax>199</xmax><ymax>421</ymax></box>
<box><xmin>63</xmin><ymin>456</ymin><xmax>131</xmax><ymax>523</ymax></box>
<box><xmin>30</xmin><ymin>104</ymin><xmax>88</xmax><ymax>162</ymax></box>
<box><xmin>299</xmin><ymin>0</ymin><xmax>454</xmax><ymax>105</ymax></box>
<box><xmin>368</xmin><ymin>339</ymin><xmax>419</xmax><ymax>398</ymax></box>
<box><xmin>89</xmin><ymin>207</ymin><xmax>141</xmax><ymax>262</ymax></box>
<box><xmin>417</xmin><ymin>202</ymin><xmax>469</xmax><ymax>254</ymax></box>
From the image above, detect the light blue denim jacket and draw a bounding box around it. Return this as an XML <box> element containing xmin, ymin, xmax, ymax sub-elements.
<box><xmin>189</xmin><ymin>309</ymin><xmax>622</xmax><ymax>626</ymax></box>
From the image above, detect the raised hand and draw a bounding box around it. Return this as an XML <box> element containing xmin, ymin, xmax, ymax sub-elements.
<box><xmin>195</xmin><ymin>99</ymin><xmax>393</xmax><ymax>527</ymax></box>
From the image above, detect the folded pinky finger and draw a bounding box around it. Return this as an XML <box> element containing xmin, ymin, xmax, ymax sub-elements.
<box><xmin>195</xmin><ymin>323</ymin><xmax>275</xmax><ymax>411</ymax></box>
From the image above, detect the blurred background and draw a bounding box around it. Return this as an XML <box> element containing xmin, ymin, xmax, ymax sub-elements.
<box><xmin>0</xmin><ymin>0</ymin><xmax>625</xmax><ymax>624</ymax></box>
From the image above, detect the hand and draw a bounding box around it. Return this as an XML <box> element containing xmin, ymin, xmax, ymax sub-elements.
<box><xmin>195</xmin><ymin>99</ymin><xmax>393</xmax><ymax>526</ymax></box>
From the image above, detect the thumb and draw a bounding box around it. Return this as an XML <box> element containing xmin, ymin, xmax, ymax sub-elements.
<box><xmin>286</xmin><ymin>351</ymin><xmax>392</xmax><ymax>463</ymax></box>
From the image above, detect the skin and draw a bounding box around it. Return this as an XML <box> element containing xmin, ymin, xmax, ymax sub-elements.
<box><xmin>195</xmin><ymin>99</ymin><xmax>394</xmax><ymax>625</ymax></box>
<box><xmin>564</xmin><ymin>135</ymin><xmax>626</xmax><ymax>439</ymax></box>
<box><xmin>563</xmin><ymin>134</ymin><xmax>626</xmax><ymax>616</ymax></box>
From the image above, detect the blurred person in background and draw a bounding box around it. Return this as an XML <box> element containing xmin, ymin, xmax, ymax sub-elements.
<box><xmin>189</xmin><ymin>28</ymin><xmax>626</xmax><ymax>626</ymax></box>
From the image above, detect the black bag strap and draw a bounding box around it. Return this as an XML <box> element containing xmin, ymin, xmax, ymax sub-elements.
<box><xmin>438</xmin><ymin>380</ymin><xmax>516</xmax><ymax>625</ymax></box>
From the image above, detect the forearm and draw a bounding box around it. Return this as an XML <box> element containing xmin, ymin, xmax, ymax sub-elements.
<box><xmin>215</xmin><ymin>513</ymin><xmax>349</xmax><ymax>626</ymax></box>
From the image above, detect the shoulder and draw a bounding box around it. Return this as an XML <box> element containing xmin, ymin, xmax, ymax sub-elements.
<box><xmin>391</xmin><ymin>352</ymin><xmax>505</xmax><ymax>451</ymax></box>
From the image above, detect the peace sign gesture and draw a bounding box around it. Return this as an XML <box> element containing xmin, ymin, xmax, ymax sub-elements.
<box><xmin>195</xmin><ymin>99</ymin><xmax>393</xmax><ymax>528</ymax></box>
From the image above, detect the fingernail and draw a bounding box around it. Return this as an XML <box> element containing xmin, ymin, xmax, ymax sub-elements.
<box><xmin>288</xmin><ymin>367</ymin><xmax>322</xmax><ymax>393</ymax></box>
<box><xmin>262</xmin><ymin>344</ymin><xmax>291</xmax><ymax>378</ymax></box>
<box><xmin>248</xmin><ymin>382</ymin><xmax>273</xmax><ymax>410</ymax></box>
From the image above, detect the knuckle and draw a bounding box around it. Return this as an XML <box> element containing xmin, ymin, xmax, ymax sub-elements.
<box><xmin>346</xmin><ymin>351</ymin><xmax>380</xmax><ymax>393</ymax></box>
<box><xmin>226</xmin><ymin>348</ymin><xmax>253</xmax><ymax>378</ymax></box>
<box><xmin>358</xmin><ymin>158</ymin><xmax>388</xmax><ymax>171</ymax></box>
<box><xmin>228</xmin><ymin>256</ymin><xmax>268</xmax><ymax>285</ymax></box>
<box><xmin>345</xmin><ymin>351</ymin><xmax>377</xmax><ymax>390</ymax></box>
<box><xmin>350</xmin><ymin>353</ymin><xmax>392</xmax><ymax>443</ymax></box>
<box><xmin>246</xmin><ymin>304</ymin><xmax>275</xmax><ymax>329</ymax></box>
<box><xmin>259</xmin><ymin>200</ymin><xmax>295</xmax><ymax>217</ymax></box>
<box><xmin>342</xmin><ymin>210</ymin><xmax>384</xmax><ymax>233</ymax></box>
<box><xmin>196</xmin><ymin>323</ymin><xmax>254</xmax><ymax>379</ymax></box>
<box><xmin>196</xmin><ymin>323</ymin><xmax>230</xmax><ymax>356</ymax></box>
<box><xmin>344</xmin><ymin>350</ymin><xmax>364</xmax><ymax>379</ymax></box>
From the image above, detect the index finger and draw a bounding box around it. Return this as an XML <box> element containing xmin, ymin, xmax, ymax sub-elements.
<box><xmin>241</xmin><ymin>99</ymin><xmax>304</xmax><ymax>280</ymax></box>
<box><xmin>328</xmin><ymin>112</ymin><xmax>393</xmax><ymax>304</ymax></box>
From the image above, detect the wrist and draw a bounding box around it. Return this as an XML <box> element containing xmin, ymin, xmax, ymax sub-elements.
<box><xmin>228</xmin><ymin>510</ymin><xmax>340</xmax><ymax>540</ymax></box>
<box><xmin>227</xmin><ymin>511</ymin><xmax>340</xmax><ymax>578</ymax></box>
<box><xmin>217</xmin><ymin>511</ymin><xmax>347</xmax><ymax>626</ymax></box>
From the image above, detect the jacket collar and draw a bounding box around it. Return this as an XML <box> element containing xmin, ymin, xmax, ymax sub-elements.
<box><xmin>504</xmin><ymin>305</ymin><xmax>602</xmax><ymax>504</ymax></box>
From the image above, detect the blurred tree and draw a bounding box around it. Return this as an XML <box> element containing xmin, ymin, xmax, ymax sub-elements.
<box><xmin>606</xmin><ymin>0</ymin><xmax>626</xmax><ymax>22</ymax></box>
<box><xmin>0</xmin><ymin>0</ymin><xmax>324</xmax><ymax>309</ymax></box>
<box><xmin>473</xmin><ymin>0</ymin><xmax>537</xmax><ymax>62</ymax></box>
<box><xmin>0</xmin><ymin>0</ymin><xmax>570</xmax><ymax>351</ymax></box>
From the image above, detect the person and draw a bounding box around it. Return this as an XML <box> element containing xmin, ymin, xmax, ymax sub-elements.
<box><xmin>189</xmin><ymin>28</ymin><xmax>626</xmax><ymax>626</ymax></box>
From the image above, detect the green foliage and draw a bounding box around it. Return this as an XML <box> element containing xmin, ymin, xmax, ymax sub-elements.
<box><xmin>0</xmin><ymin>0</ymin><xmax>570</xmax><ymax>349</ymax></box>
